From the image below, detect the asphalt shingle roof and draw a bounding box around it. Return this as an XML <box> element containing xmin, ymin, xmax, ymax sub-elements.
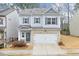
<box><xmin>0</xmin><ymin>8</ymin><xmax>15</xmax><ymax>17</ymax></box>
<box><xmin>19</xmin><ymin>8</ymin><xmax>60</xmax><ymax>16</ymax></box>
<box><xmin>0</xmin><ymin>8</ymin><xmax>60</xmax><ymax>17</ymax></box>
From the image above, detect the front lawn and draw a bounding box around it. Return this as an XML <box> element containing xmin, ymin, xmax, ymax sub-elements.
<box><xmin>0</xmin><ymin>44</ymin><xmax>33</xmax><ymax>50</ymax></box>
<box><xmin>60</xmin><ymin>35</ymin><xmax>79</xmax><ymax>48</ymax></box>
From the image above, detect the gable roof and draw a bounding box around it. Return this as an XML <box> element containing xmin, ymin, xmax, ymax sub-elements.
<box><xmin>0</xmin><ymin>8</ymin><xmax>15</xmax><ymax>17</ymax></box>
<box><xmin>19</xmin><ymin>8</ymin><xmax>60</xmax><ymax>16</ymax></box>
<box><xmin>44</xmin><ymin>8</ymin><xmax>60</xmax><ymax>16</ymax></box>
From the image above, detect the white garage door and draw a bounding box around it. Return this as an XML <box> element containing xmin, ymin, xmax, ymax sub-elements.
<box><xmin>34</xmin><ymin>34</ymin><xmax>58</xmax><ymax>44</ymax></box>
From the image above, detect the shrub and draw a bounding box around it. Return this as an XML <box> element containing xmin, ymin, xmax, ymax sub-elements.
<box><xmin>58</xmin><ymin>41</ymin><xmax>64</xmax><ymax>46</ymax></box>
<box><xmin>0</xmin><ymin>43</ymin><xmax>4</xmax><ymax>49</ymax></box>
<box><xmin>10</xmin><ymin>37</ymin><xmax>18</xmax><ymax>42</ymax></box>
<box><xmin>62</xmin><ymin>29</ymin><xmax>67</xmax><ymax>31</ymax></box>
<box><xmin>61</xmin><ymin>28</ymin><xmax>70</xmax><ymax>35</ymax></box>
<box><xmin>11</xmin><ymin>40</ymin><xmax>27</xmax><ymax>47</ymax></box>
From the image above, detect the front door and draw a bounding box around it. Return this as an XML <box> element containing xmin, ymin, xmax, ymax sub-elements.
<box><xmin>26</xmin><ymin>33</ymin><xmax>30</xmax><ymax>42</ymax></box>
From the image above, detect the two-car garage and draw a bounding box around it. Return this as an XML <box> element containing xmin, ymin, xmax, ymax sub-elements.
<box><xmin>32</xmin><ymin>29</ymin><xmax>60</xmax><ymax>44</ymax></box>
<box><xmin>33</xmin><ymin>34</ymin><xmax>58</xmax><ymax>44</ymax></box>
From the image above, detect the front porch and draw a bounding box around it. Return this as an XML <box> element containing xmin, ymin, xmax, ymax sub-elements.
<box><xmin>18</xmin><ymin>29</ymin><xmax>31</xmax><ymax>43</ymax></box>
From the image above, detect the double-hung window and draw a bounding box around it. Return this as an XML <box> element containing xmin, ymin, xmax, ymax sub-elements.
<box><xmin>45</xmin><ymin>17</ymin><xmax>57</xmax><ymax>25</ymax></box>
<box><xmin>23</xmin><ymin>17</ymin><xmax>29</xmax><ymax>24</ymax></box>
<box><xmin>52</xmin><ymin>18</ymin><xmax>57</xmax><ymax>24</ymax></box>
<box><xmin>34</xmin><ymin>17</ymin><xmax>40</xmax><ymax>24</ymax></box>
<box><xmin>45</xmin><ymin>18</ymin><xmax>51</xmax><ymax>24</ymax></box>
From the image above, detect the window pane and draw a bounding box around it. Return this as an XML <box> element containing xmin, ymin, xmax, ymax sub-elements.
<box><xmin>52</xmin><ymin>18</ymin><xmax>55</xmax><ymax>24</ymax></box>
<box><xmin>34</xmin><ymin>18</ymin><xmax>40</xmax><ymax>23</ymax></box>
<box><xmin>52</xmin><ymin>18</ymin><xmax>57</xmax><ymax>24</ymax></box>
<box><xmin>0</xmin><ymin>18</ymin><xmax>3</xmax><ymax>24</ymax></box>
<box><xmin>23</xmin><ymin>18</ymin><xmax>29</xmax><ymax>24</ymax></box>
<box><xmin>45</xmin><ymin>18</ymin><xmax>51</xmax><ymax>24</ymax></box>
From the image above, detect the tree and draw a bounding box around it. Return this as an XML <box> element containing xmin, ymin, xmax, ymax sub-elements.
<box><xmin>74</xmin><ymin>3</ymin><xmax>79</xmax><ymax>11</ymax></box>
<box><xmin>12</xmin><ymin>3</ymin><xmax>39</xmax><ymax>9</ymax></box>
<box><xmin>0</xmin><ymin>3</ymin><xmax>9</xmax><ymax>9</ymax></box>
<box><xmin>66</xmin><ymin>3</ymin><xmax>70</xmax><ymax>35</ymax></box>
<box><xmin>51</xmin><ymin>3</ymin><xmax>74</xmax><ymax>35</ymax></box>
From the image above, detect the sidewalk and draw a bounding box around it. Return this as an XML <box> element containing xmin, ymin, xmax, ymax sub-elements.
<box><xmin>0</xmin><ymin>50</ymin><xmax>32</xmax><ymax>56</ymax></box>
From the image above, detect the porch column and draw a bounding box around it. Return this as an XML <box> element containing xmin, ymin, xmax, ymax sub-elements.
<box><xmin>4</xmin><ymin>29</ymin><xmax>6</xmax><ymax>48</ymax></box>
<box><xmin>18</xmin><ymin>30</ymin><xmax>20</xmax><ymax>41</ymax></box>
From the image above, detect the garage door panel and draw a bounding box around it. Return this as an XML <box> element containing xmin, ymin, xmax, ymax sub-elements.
<box><xmin>34</xmin><ymin>35</ymin><xmax>45</xmax><ymax>43</ymax></box>
<box><xmin>46</xmin><ymin>34</ymin><xmax>57</xmax><ymax>44</ymax></box>
<box><xmin>34</xmin><ymin>34</ymin><xmax>58</xmax><ymax>44</ymax></box>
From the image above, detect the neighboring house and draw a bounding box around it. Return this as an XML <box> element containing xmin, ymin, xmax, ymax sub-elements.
<box><xmin>70</xmin><ymin>11</ymin><xmax>79</xmax><ymax>36</ymax></box>
<box><xmin>18</xmin><ymin>8</ymin><xmax>60</xmax><ymax>44</ymax></box>
<box><xmin>61</xmin><ymin>13</ymin><xmax>73</xmax><ymax>30</ymax></box>
<box><xmin>0</xmin><ymin>8</ymin><xmax>19</xmax><ymax>41</ymax></box>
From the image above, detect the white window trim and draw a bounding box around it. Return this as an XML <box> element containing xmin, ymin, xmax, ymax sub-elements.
<box><xmin>23</xmin><ymin>17</ymin><xmax>29</xmax><ymax>24</ymax></box>
<box><xmin>33</xmin><ymin>16</ymin><xmax>41</xmax><ymax>24</ymax></box>
<box><xmin>45</xmin><ymin>17</ymin><xmax>57</xmax><ymax>25</ymax></box>
<box><xmin>52</xmin><ymin>18</ymin><xmax>57</xmax><ymax>24</ymax></box>
<box><xmin>34</xmin><ymin>17</ymin><xmax>40</xmax><ymax>24</ymax></box>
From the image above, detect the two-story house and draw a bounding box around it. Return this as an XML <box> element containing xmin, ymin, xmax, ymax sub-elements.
<box><xmin>0</xmin><ymin>8</ymin><xmax>19</xmax><ymax>42</ymax></box>
<box><xmin>18</xmin><ymin>8</ymin><xmax>60</xmax><ymax>44</ymax></box>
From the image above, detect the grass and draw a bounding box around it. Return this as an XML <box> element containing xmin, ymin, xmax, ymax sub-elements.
<box><xmin>0</xmin><ymin>44</ymin><xmax>33</xmax><ymax>50</ymax></box>
<box><xmin>60</xmin><ymin>34</ymin><xmax>79</xmax><ymax>48</ymax></box>
<box><xmin>0</xmin><ymin>53</ymin><xmax>32</xmax><ymax>56</ymax></box>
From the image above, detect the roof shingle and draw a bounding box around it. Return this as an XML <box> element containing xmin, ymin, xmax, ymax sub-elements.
<box><xmin>19</xmin><ymin>8</ymin><xmax>60</xmax><ymax>16</ymax></box>
<box><xmin>0</xmin><ymin>8</ymin><xmax>15</xmax><ymax>17</ymax></box>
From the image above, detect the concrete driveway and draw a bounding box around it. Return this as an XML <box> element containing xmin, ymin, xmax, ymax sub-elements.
<box><xmin>33</xmin><ymin>44</ymin><xmax>66</xmax><ymax>56</ymax></box>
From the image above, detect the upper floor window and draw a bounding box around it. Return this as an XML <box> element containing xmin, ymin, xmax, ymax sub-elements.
<box><xmin>0</xmin><ymin>18</ymin><xmax>3</xmax><ymax>25</ymax></box>
<box><xmin>45</xmin><ymin>18</ymin><xmax>51</xmax><ymax>24</ymax></box>
<box><xmin>45</xmin><ymin>17</ymin><xmax>57</xmax><ymax>25</ymax></box>
<box><xmin>52</xmin><ymin>18</ymin><xmax>57</xmax><ymax>24</ymax></box>
<box><xmin>23</xmin><ymin>17</ymin><xmax>29</xmax><ymax>24</ymax></box>
<box><xmin>34</xmin><ymin>18</ymin><xmax>40</xmax><ymax>24</ymax></box>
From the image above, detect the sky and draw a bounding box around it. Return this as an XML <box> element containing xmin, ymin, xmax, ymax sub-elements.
<box><xmin>0</xmin><ymin>3</ymin><xmax>75</xmax><ymax>12</ymax></box>
<box><xmin>39</xmin><ymin>3</ymin><xmax>75</xmax><ymax>14</ymax></box>
<box><xmin>39</xmin><ymin>3</ymin><xmax>52</xmax><ymax>8</ymax></box>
